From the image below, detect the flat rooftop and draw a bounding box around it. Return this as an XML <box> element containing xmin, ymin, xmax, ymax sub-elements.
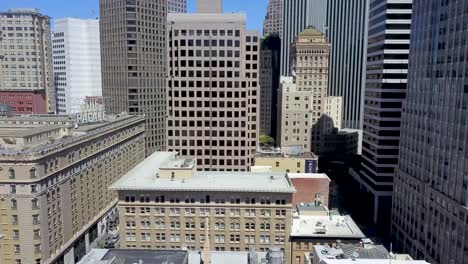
<box><xmin>288</xmin><ymin>173</ymin><xmax>329</xmax><ymax>180</ymax></box>
<box><xmin>313</xmin><ymin>245</ymin><xmax>430</xmax><ymax>264</ymax></box>
<box><xmin>79</xmin><ymin>249</ymin><xmax>271</xmax><ymax>264</ymax></box>
<box><xmin>78</xmin><ymin>249</ymin><xmax>188</xmax><ymax>264</ymax></box>
<box><xmin>256</xmin><ymin>149</ymin><xmax>317</xmax><ymax>159</ymax></box>
<box><xmin>291</xmin><ymin>214</ymin><xmax>365</xmax><ymax>239</ymax></box>
<box><xmin>168</xmin><ymin>12</ymin><xmax>246</xmax><ymax>24</ymax></box>
<box><xmin>111</xmin><ymin>152</ymin><xmax>296</xmax><ymax>193</ymax></box>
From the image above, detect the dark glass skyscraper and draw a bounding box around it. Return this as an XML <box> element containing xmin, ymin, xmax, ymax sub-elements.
<box><xmin>391</xmin><ymin>0</ymin><xmax>468</xmax><ymax>263</ymax></box>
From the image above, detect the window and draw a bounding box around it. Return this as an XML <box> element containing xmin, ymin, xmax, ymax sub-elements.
<box><xmin>13</xmin><ymin>230</ymin><xmax>19</xmax><ymax>240</ymax></box>
<box><xmin>30</xmin><ymin>167</ymin><xmax>36</xmax><ymax>178</ymax></box>
<box><xmin>10</xmin><ymin>185</ymin><xmax>16</xmax><ymax>194</ymax></box>
<box><xmin>14</xmin><ymin>244</ymin><xmax>20</xmax><ymax>253</ymax></box>
<box><xmin>11</xmin><ymin>199</ymin><xmax>17</xmax><ymax>209</ymax></box>
<box><xmin>12</xmin><ymin>215</ymin><xmax>18</xmax><ymax>225</ymax></box>
<box><xmin>275</xmin><ymin>162</ymin><xmax>279</xmax><ymax>167</ymax></box>
<box><xmin>9</xmin><ymin>168</ymin><xmax>15</xmax><ymax>179</ymax></box>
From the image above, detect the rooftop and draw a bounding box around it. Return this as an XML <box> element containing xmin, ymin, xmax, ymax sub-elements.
<box><xmin>78</xmin><ymin>249</ymin><xmax>188</xmax><ymax>264</ymax></box>
<box><xmin>79</xmin><ymin>249</ymin><xmax>275</xmax><ymax>264</ymax></box>
<box><xmin>288</xmin><ymin>173</ymin><xmax>329</xmax><ymax>180</ymax></box>
<box><xmin>256</xmin><ymin>147</ymin><xmax>317</xmax><ymax>159</ymax></box>
<box><xmin>298</xmin><ymin>26</ymin><xmax>324</xmax><ymax>37</ymax></box>
<box><xmin>110</xmin><ymin>152</ymin><xmax>296</xmax><ymax>193</ymax></box>
<box><xmin>0</xmin><ymin>114</ymin><xmax>144</xmax><ymax>158</ymax></box>
<box><xmin>313</xmin><ymin>244</ymin><xmax>430</xmax><ymax>264</ymax></box>
<box><xmin>291</xmin><ymin>213</ymin><xmax>365</xmax><ymax>239</ymax></box>
<box><xmin>168</xmin><ymin>12</ymin><xmax>246</xmax><ymax>24</ymax></box>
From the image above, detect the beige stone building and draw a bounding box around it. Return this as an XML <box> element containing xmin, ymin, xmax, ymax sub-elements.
<box><xmin>291</xmin><ymin>203</ymin><xmax>365</xmax><ymax>264</ymax></box>
<box><xmin>277</xmin><ymin>27</ymin><xmax>343</xmax><ymax>154</ymax></box>
<box><xmin>0</xmin><ymin>8</ymin><xmax>55</xmax><ymax>114</ymax></box>
<box><xmin>0</xmin><ymin>113</ymin><xmax>145</xmax><ymax>264</ymax></box>
<box><xmin>111</xmin><ymin>152</ymin><xmax>294</xmax><ymax>263</ymax></box>
<box><xmin>254</xmin><ymin>149</ymin><xmax>318</xmax><ymax>174</ymax></box>
<box><xmin>166</xmin><ymin>7</ymin><xmax>260</xmax><ymax>171</ymax></box>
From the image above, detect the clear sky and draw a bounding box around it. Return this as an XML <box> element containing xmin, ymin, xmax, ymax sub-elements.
<box><xmin>0</xmin><ymin>0</ymin><xmax>269</xmax><ymax>32</ymax></box>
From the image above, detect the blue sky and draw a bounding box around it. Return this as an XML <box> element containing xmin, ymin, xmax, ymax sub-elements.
<box><xmin>0</xmin><ymin>0</ymin><xmax>268</xmax><ymax>32</ymax></box>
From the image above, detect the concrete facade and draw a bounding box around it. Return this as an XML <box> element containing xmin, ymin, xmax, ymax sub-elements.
<box><xmin>166</xmin><ymin>11</ymin><xmax>259</xmax><ymax>171</ymax></box>
<box><xmin>0</xmin><ymin>114</ymin><xmax>145</xmax><ymax>264</ymax></box>
<box><xmin>111</xmin><ymin>152</ymin><xmax>294</xmax><ymax>264</ymax></box>
<box><xmin>167</xmin><ymin>0</ymin><xmax>187</xmax><ymax>13</ymax></box>
<box><xmin>0</xmin><ymin>8</ymin><xmax>55</xmax><ymax>113</ymax></box>
<box><xmin>100</xmin><ymin>0</ymin><xmax>167</xmax><ymax>154</ymax></box>
<box><xmin>263</xmin><ymin>0</ymin><xmax>283</xmax><ymax>36</ymax></box>
<box><xmin>277</xmin><ymin>28</ymin><xmax>343</xmax><ymax>154</ymax></box>
<box><xmin>52</xmin><ymin>18</ymin><xmax>102</xmax><ymax>114</ymax></box>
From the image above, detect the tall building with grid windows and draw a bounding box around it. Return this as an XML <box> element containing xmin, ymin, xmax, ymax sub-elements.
<box><xmin>167</xmin><ymin>0</ymin><xmax>187</xmax><ymax>13</ymax></box>
<box><xmin>391</xmin><ymin>0</ymin><xmax>468</xmax><ymax>263</ymax></box>
<box><xmin>52</xmin><ymin>18</ymin><xmax>102</xmax><ymax>114</ymax></box>
<box><xmin>0</xmin><ymin>8</ymin><xmax>55</xmax><ymax>114</ymax></box>
<box><xmin>166</xmin><ymin>7</ymin><xmax>260</xmax><ymax>171</ymax></box>
<box><xmin>350</xmin><ymin>0</ymin><xmax>412</xmax><ymax>229</ymax></box>
<box><xmin>263</xmin><ymin>0</ymin><xmax>283</xmax><ymax>36</ymax></box>
<box><xmin>100</xmin><ymin>0</ymin><xmax>167</xmax><ymax>154</ymax></box>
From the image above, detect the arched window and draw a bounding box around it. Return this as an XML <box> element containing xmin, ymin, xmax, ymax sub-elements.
<box><xmin>140</xmin><ymin>220</ymin><xmax>150</xmax><ymax>229</ymax></box>
<box><xmin>9</xmin><ymin>168</ymin><xmax>15</xmax><ymax>179</ymax></box>
<box><xmin>185</xmin><ymin>220</ymin><xmax>196</xmax><ymax>229</ymax></box>
<box><xmin>245</xmin><ymin>222</ymin><xmax>255</xmax><ymax>230</ymax></box>
<box><xmin>30</xmin><ymin>167</ymin><xmax>37</xmax><ymax>178</ymax></box>
<box><xmin>126</xmin><ymin>220</ymin><xmax>136</xmax><ymax>228</ymax></box>
<box><xmin>170</xmin><ymin>221</ymin><xmax>180</xmax><ymax>229</ymax></box>
<box><xmin>155</xmin><ymin>219</ymin><xmax>165</xmax><ymax>229</ymax></box>
<box><xmin>229</xmin><ymin>221</ymin><xmax>240</xmax><ymax>230</ymax></box>
<box><xmin>215</xmin><ymin>221</ymin><xmax>225</xmax><ymax>230</ymax></box>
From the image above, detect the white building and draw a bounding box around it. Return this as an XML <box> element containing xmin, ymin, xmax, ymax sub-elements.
<box><xmin>53</xmin><ymin>18</ymin><xmax>102</xmax><ymax>114</ymax></box>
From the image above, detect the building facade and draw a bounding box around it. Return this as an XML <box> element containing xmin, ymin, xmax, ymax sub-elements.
<box><xmin>391</xmin><ymin>0</ymin><xmax>468</xmax><ymax>263</ymax></box>
<box><xmin>349</xmin><ymin>0</ymin><xmax>412</xmax><ymax>227</ymax></box>
<box><xmin>259</xmin><ymin>35</ymin><xmax>281</xmax><ymax>137</ymax></box>
<box><xmin>254</xmin><ymin>150</ymin><xmax>318</xmax><ymax>174</ymax></box>
<box><xmin>100</xmin><ymin>0</ymin><xmax>167</xmax><ymax>154</ymax></box>
<box><xmin>281</xmin><ymin>0</ymin><xmax>310</xmax><ymax>76</ymax></box>
<box><xmin>111</xmin><ymin>152</ymin><xmax>294</xmax><ymax>263</ymax></box>
<box><xmin>0</xmin><ymin>8</ymin><xmax>55</xmax><ymax>114</ymax></box>
<box><xmin>0</xmin><ymin>113</ymin><xmax>145</xmax><ymax>264</ymax></box>
<box><xmin>278</xmin><ymin>28</ymin><xmax>342</xmax><ymax>154</ymax></box>
<box><xmin>166</xmin><ymin>10</ymin><xmax>260</xmax><ymax>171</ymax></box>
<box><xmin>167</xmin><ymin>0</ymin><xmax>187</xmax><ymax>13</ymax></box>
<box><xmin>53</xmin><ymin>18</ymin><xmax>101</xmax><ymax>114</ymax></box>
<box><xmin>263</xmin><ymin>0</ymin><xmax>283</xmax><ymax>36</ymax></box>
<box><xmin>291</xmin><ymin>204</ymin><xmax>365</xmax><ymax>264</ymax></box>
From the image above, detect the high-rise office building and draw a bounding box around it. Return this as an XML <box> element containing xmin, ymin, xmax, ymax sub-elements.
<box><xmin>282</xmin><ymin>0</ymin><xmax>369</xmax><ymax>129</ymax></box>
<box><xmin>0</xmin><ymin>8</ymin><xmax>55</xmax><ymax>114</ymax></box>
<box><xmin>259</xmin><ymin>35</ymin><xmax>281</xmax><ymax>137</ymax></box>
<box><xmin>277</xmin><ymin>28</ymin><xmax>342</xmax><ymax>154</ymax></box>
<box><xmin>0</xmin><ymin>112</ymin><xmax>145</xmax><ymax>264</ymax></box>
<box><xmin>326</xmin><ymin>0</ymin><xmax>369</xmax><ymax>129</ymax></box>
<box><xmin>167</xmin><ymin>0</ymin><xmax>187</xmax><ymax>13</ymax></box>
<box><xmin>263</xmin><ymin>0</ymin><xmax>283</xmax><ymax>36</ymax></box>
<box><xmin>350</xmin><ymin>0</ymin><xmax>412</xmax><ymax>227</ymax></box>
<box><xmin>166</xmin><ymin>6</ymin><xmax>260</xmax><ymax>171</ymax></box>
<box><xmin>280</xmin><ymin>0</ymin><xmax>311</xmax><ymax>76</ymax></box>
<box><xmin>53</xmin><ymin>18</ymin><xmax>101</xmax><ymax>114</ymax></box>
<box><xmin>391</xmin><ymin>0</ymin><xmax>468</xmax><ymax>263</ymax></box>
<box><xmin>100</xmin><ymin>0</ymin><xmax>167</xmax><ymax>154</ymax></box>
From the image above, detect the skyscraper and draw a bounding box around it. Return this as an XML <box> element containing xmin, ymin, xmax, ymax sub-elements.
<box><xmin>350</xmin><ymin>0</ymin><xmax>412</xmax><ymax>227</ymax></box>
<box><xmin>53</xmin><ymin>18</ymin><xmax>102</xmax><ymax>114</ymax></box>
<box><xmin>100</xmin><ymin>0</ymin><xmax>167</xmax><ymax>154</ymax></box>
<box><xmin>166</xmin><ymin>4</ymin><xmax>260</xmax><ymax>171</ymax></box>
<box><xmin>263</xmin><ymin>0</ymin><xmax>283</xmax><ymax>36</ymax></box>
<box><xmin>280</xmin><ymin>0</ymin><xmax>311</xmax><ymax>76</ymax></box>
<box><xmin>0</xmin><ymin>8</ymin><xmax>55</xmax><ymax>114</ymax></box>
<box><xmin>167</xmin><ymin>0</ymin><xmax>187</xmax><ymax>13</ymax></box>
<box><xmin>391</xmin><ymin>0</ymin><xmax>468</xmax><ymax>263</ymax></box>
<box><xmin>259</xmin><ymin>35</ymin><xmax>281</xmax><ymax>137</ymax></box>
<box><xmin>281</xmin><ymin>0</ymin><xmax>369</xmax><ymax>129</ymax></box>
<box><xmin>326</xmin><ymin>0</ymin><xmax>369</xmax><ymax>129</ymax></box>
<box><xmin>277</xmin><ymin>28</ymin><xmax>342</xmax><ymax>154</ymax></box>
